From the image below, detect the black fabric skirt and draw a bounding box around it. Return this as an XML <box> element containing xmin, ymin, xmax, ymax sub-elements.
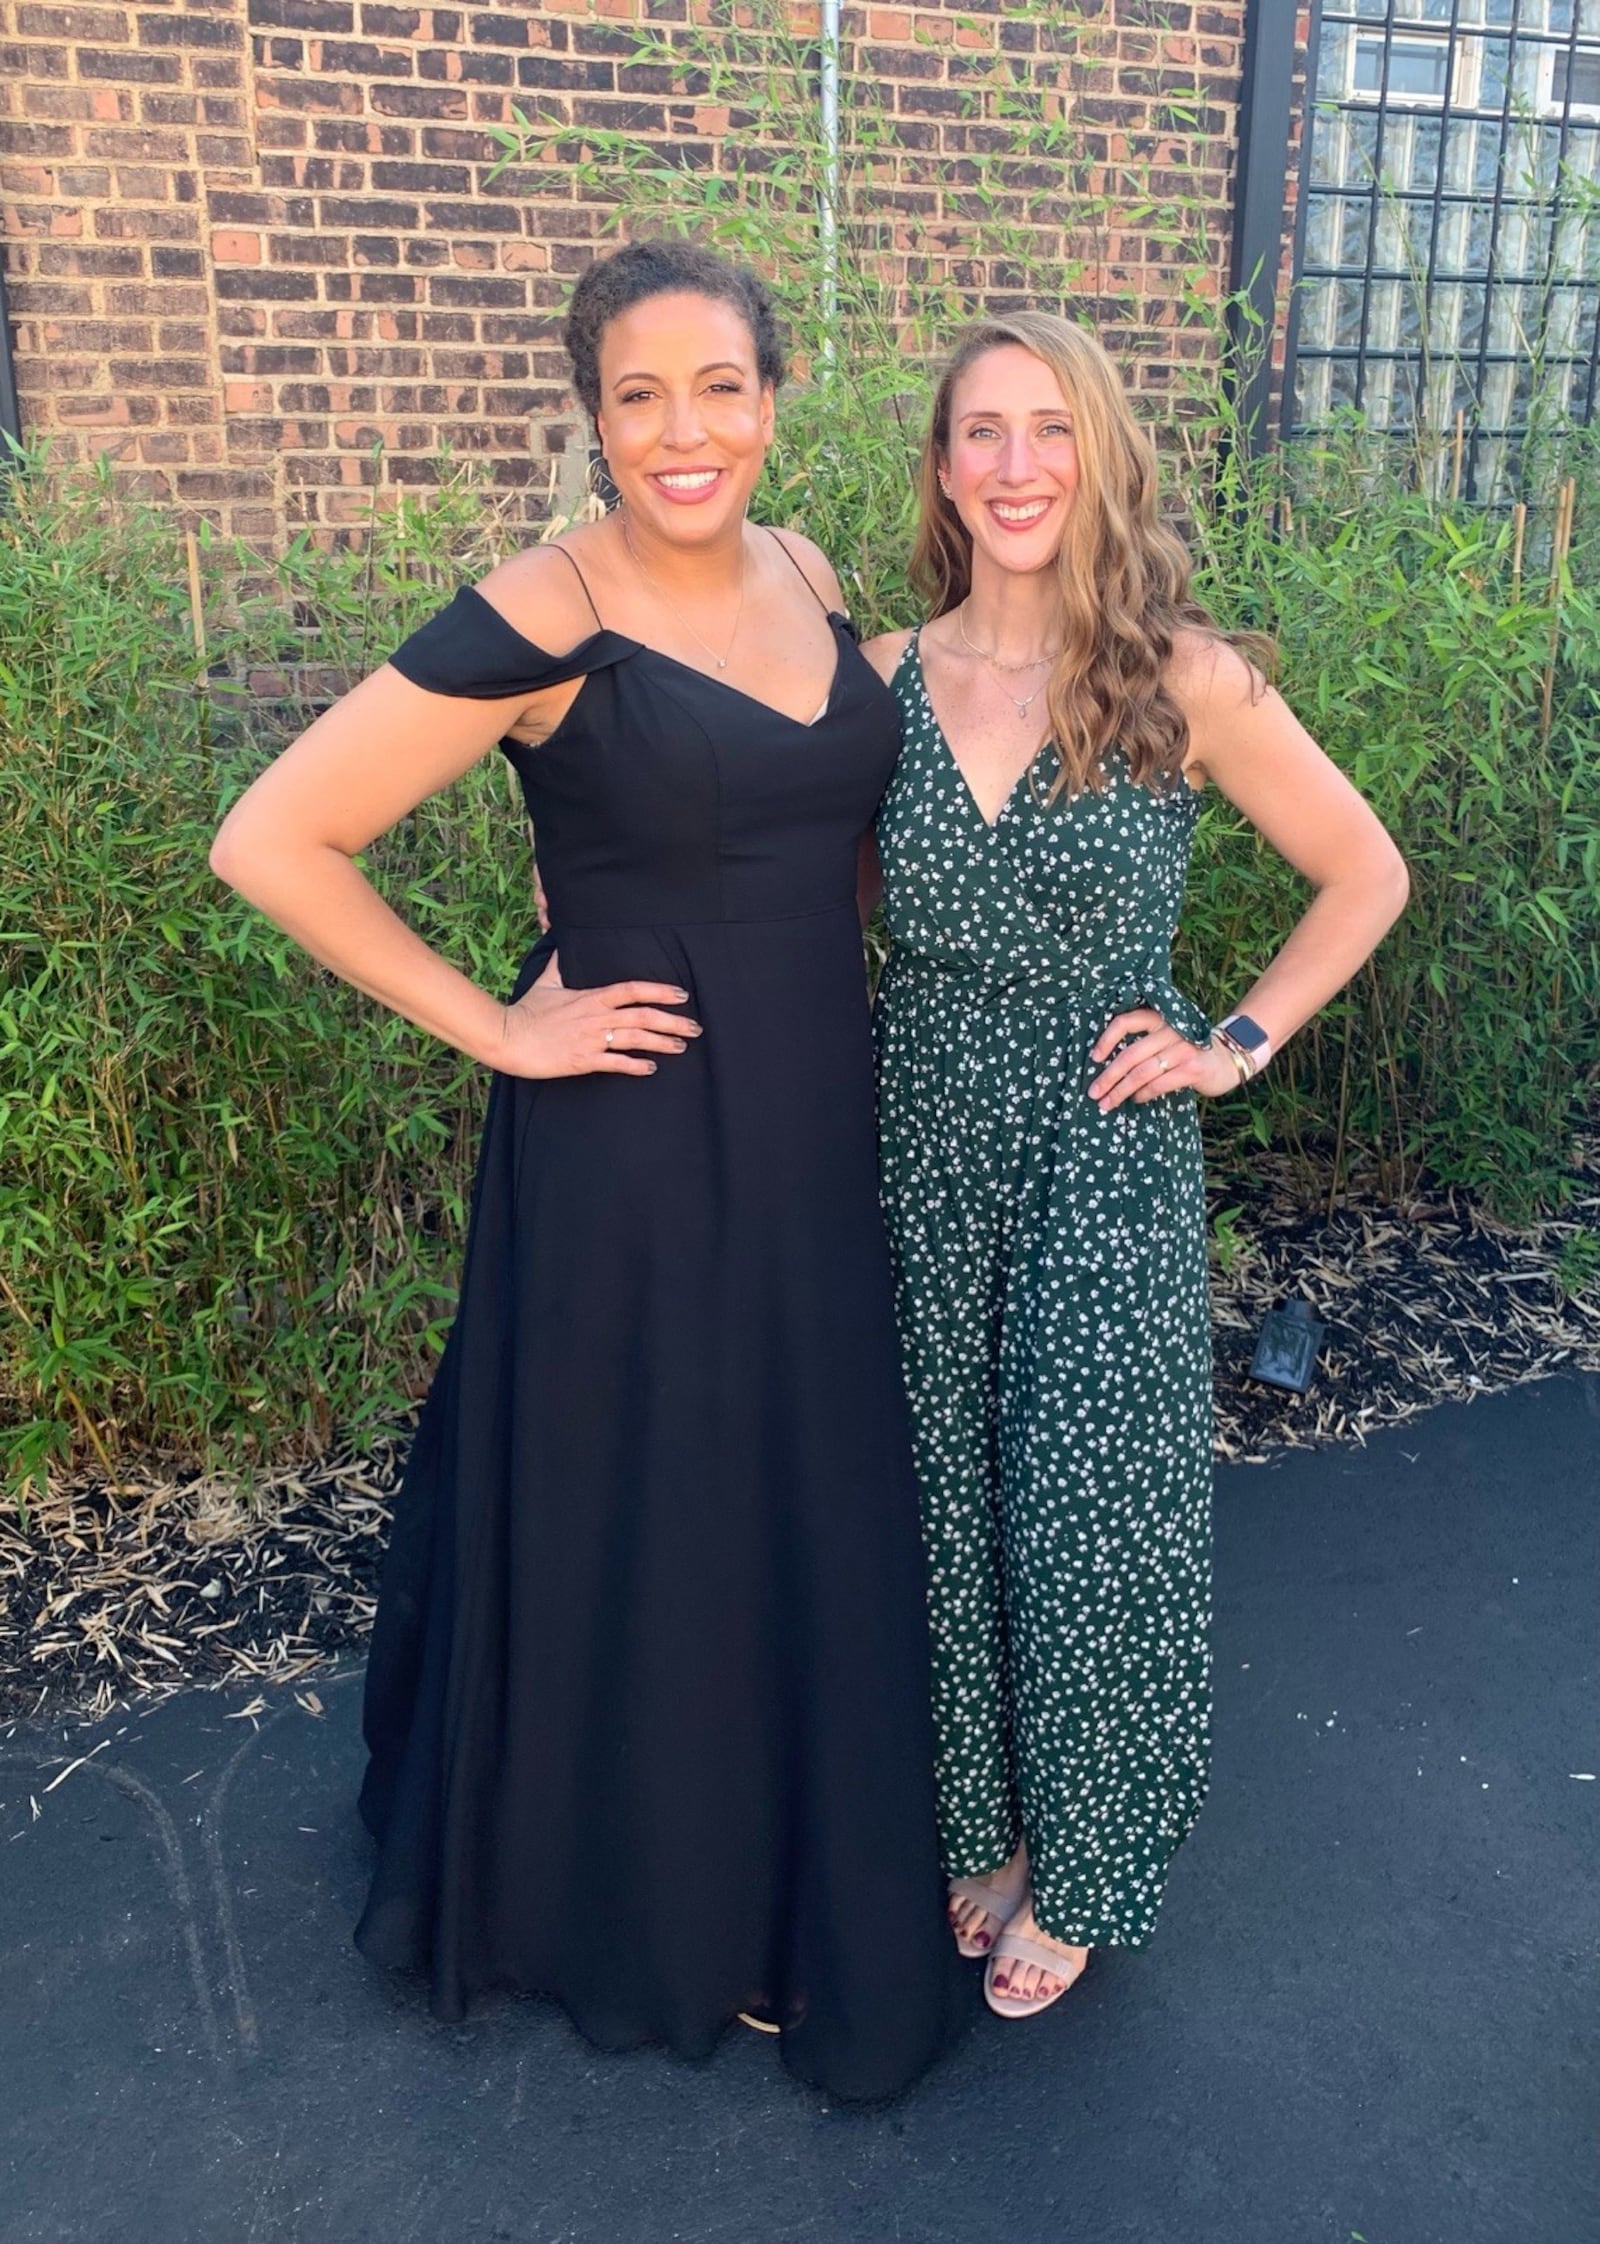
<box><xmin>355</xmin><ymin>921</ymin><xmax>966</xmax><ymax>2102</ymax></box>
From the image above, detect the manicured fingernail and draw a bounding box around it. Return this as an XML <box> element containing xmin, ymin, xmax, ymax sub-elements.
<box><xmin>671</xmin><ymin>988</ymin><xmax>688</xmax><ymax>1001</ymax></box>
<box><xmin>671</xmin><ymin>1039</ymin><xmax>685</xmax><ymax>1051</ymax></box>
<box><xmin>646</xmin><ymin>1062</ymin><xmax>657</xmax><ymax>1073</ymax></box>
<box><xmin>976</xmin><ymin>1932</ymin><xmax>990</xmax><ymax>1948</ymax></box>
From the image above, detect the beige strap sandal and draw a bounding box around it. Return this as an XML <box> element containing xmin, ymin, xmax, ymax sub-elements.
<box><xmin>984</xmin><ymin>1926</ymin><xmax>1089</xmax><ymax>2018</ymax></box>
<box><xmin>947</xmin><ymin>1856</ymin><xmax>1030</xmax><ymax>1959</ymax></box>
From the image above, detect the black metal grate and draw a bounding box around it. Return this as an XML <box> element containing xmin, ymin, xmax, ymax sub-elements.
<box><xmin>1291</xmin><ymin>0</ymin><xmax>1600</xmax><ymax>499</ymax></box>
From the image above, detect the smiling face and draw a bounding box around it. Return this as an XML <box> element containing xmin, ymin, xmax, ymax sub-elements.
<box><xmin>594</xmin><ymin>290</ymin><xmax>776</xmax><ymax>546</ymax></box>
<box><xmin>941</xmin><ymin>343</ymin><xmax>1080</xmax><ymax>577</ymax></box>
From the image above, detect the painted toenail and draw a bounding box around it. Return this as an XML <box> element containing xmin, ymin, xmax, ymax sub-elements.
<box><xmin>976</xmin><ymin>1932</ymin><xmax>990</xmax><ymax>1947</ymax></box>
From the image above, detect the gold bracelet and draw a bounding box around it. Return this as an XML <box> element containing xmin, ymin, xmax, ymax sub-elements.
<box><xmin>1213</xmin><ymin>1027</ymin><xmax>1255</xmax><ymax>1086</ymax></box>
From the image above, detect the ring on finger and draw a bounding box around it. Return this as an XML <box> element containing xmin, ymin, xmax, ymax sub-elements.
<box><xmin>1156</xmin><ymin>1054</ymin><xmax>1170</xmax><ymax>1073</ymax></box>
<box><xmin>604</xmin><ymin>1027</ymin><xmax>614</xmax><ymax>1048</ymax></box>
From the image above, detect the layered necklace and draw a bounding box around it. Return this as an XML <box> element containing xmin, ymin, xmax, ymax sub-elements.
<box><xmin>957</xmin><ymin>599</ymin><xmax>1062</xmax><ymax>720</ymax></box>
<box><xmin>621</xmin><ymin>508</ymin><xmax>746</xmax><ymax>673</ymax></box>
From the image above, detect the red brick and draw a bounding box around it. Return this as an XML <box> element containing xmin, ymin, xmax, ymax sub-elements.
<box><xmin>78</xmin><ymin>44</ymin><xmax>185</xmax><ymax>82</ymax></box>
<box><xmin>253</xmin><ymin>0</ymin><xmax>354</xmax><ymax>26</ymax></box>
<box><xmin>1</xmin><ymin>119</ymin><xmax>78</xmax><ymax>153</ymax></box>
<box><xmin>135</xmin><ymin>12</ymin><xmax>244</xmax><ymax>48</ymax></box>
<box><xmin>3</xmin><ymin>0</ymin><xmax>1254</xmax><ymax>543</ymax></box>
<box><xmin>15</xmin><ymin>5</ymin><xmax>131</xmax><ymax>36</ymax></box>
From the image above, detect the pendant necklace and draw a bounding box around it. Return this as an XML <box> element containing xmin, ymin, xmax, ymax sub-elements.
<box><xmin>998</xmin><ymin>677</ymin><xmax>1047</xmax><ymax>720</ymax></box>
<box><xmin>621</xmin><ymin>508</ymin><xmax>746</xmax><ymax>672</ymax></box>
<box><xmin>956</xmin><ymin>600</ymin><xmax>1062</xmax><ymax>721</ymax></box>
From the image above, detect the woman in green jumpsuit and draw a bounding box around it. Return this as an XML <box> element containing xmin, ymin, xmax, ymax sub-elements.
<box><xmin>864</xmin><ymin>314</ymin><xmax>1408</xmax><ymax>2018</ymax></box>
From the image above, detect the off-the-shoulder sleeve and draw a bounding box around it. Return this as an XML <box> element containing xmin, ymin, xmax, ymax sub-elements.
<box><xmin>386</xmin><ymin>584</ymin><xmax>637</xmax><ymax>699</ymax></box>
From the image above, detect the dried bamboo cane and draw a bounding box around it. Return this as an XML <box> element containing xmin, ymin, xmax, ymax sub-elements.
<box><xmin>1511</xmin><ymin>501</ymin><xmax>1527</xmax><ymax>596</ymax></box>
<box><xmin>185</xmin><ymin>528</ymin><xmax>207</xmax><ymax>663</ymax></box>
<box><xmin>1450</xmin><ymin>407</ymin><xmax>1466</xmax><ymax>502</ymax></box>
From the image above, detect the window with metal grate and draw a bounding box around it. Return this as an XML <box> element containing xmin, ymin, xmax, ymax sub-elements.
<box><xmin>1289</xmin><ymin>0</ymin><xmax>1600</xmax><ymax>500</ymax></box>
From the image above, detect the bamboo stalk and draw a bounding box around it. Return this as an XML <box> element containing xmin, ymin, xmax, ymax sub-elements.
<box><xmin>1511</xmin><ymin>500</ymin><xmax>1527</xmax><ymax>596</ymax></box>
<box><xmin>61</xmin><ymin>1388</ymin><xmax>118</xmax><ymax>1482</ymax></box>
<box><xmin>184</xmin><ymin>529</ymin><xmax>206</xmax><ymax>664</ymax></box>
<box><xmin>1326</xmin><ymin>1013</ymin><xmax>1354</xmax><ymax>1222</ymax></box>
<box><xmin>1450</xmin><ymin>407</ymin><xmax>1465</xmax><ymax>502</ymax></box>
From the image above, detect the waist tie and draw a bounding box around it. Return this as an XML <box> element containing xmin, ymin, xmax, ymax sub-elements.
<box><xmin>881</xmin><ymin>947</ymin><xmax>1213</xmax><ymax>1047</ymax></box>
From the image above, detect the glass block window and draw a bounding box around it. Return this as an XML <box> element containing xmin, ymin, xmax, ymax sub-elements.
<box><xmin>1293</xmin><ymin>0</ymin><xmax>1600</xmax><ymax>500</ymax></box>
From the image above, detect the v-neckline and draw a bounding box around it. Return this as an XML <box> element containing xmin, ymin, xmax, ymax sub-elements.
<box><xmin>643</xmin><ymin>613</ymin><xmax>846</xmax><ymax>732</ymax></box>
<box><xmin>906</xmin><ymin>628</ymin><xmax>1046</xmax><ymax>833</ymax></box>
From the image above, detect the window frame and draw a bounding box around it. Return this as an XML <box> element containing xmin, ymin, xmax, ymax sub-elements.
<box><xmin>1347</xmin><ymin>29</ymin><xmax>1458</xmax><ymax>109</ymax></box>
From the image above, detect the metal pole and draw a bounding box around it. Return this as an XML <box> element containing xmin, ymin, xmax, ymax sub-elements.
<box><xmin>820</xmin><ymin>0</ymin><xmax>840</xmax><ymax>369</ymax></box>
<box><xmin>1277</xmin><ymin>0</ymin><xmax>1323</xmax><ymax>447</ymax></box>
<box><xmin>1229</xmin><ymin>0</ymin><xmax>1303</xmax><ymax>449</ymax></box>
<box><xmin>0</xmin><ymin>253</ymin><xmax>22</xmax><ymax>460</ymax></box>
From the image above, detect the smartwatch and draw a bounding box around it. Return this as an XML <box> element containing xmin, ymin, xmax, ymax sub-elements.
<box><xmin>1215</xmin><ymin>1013</ymin><xmax>1272</xmax><ymax>1075</ymax></box>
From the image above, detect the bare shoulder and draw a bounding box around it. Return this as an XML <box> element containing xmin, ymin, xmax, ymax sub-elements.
<box><xmin>858</xmin><ymin>626</ymin><xmax>915</xmax><ymax>686</ymax></box>
<box><xmin>473</xmin><ymin>529</ymin><xmax>614</xmax><ymax>657</ymax></box>
<box><xmin>766</xmin><ymin>523</ymin><xmax>847</xmax><ymax>613</ymax></box>
<box><xmin>1165</xmin><ymin>625</ymin><xmax>1264</xmax><ymax>716</ymax></box>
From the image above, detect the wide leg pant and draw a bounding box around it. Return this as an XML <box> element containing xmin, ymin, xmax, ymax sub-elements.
<box><xmin>876</xmin><ymin>979</ymin><xmax>1213</xmax><ymax>1949</ymax></box>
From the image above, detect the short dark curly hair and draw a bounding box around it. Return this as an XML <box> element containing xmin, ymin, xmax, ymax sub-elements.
<box><xmin>563</xmin><ymin>238</ymin><xmax>788</xmax><ymax>422</ymax></box>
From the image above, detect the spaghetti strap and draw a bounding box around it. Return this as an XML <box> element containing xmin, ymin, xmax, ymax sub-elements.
<box><xmin>548</xmin><ymin>542</ymin><xmax>606</xmax><ymax>631</ymax></box>
<box><xmin>766</xmin><ymin>526</ymin><xmax>834</xmax><ymax>615</ymax></box>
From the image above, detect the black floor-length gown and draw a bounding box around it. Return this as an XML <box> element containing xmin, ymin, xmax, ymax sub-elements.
<box><xmin>354</xmin><ymin>569</ymin><xmax>963</xmax><ymax>2100</ymax></box>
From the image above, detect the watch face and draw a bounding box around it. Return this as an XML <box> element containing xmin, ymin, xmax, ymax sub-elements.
<box><xmin>1224</xmin><ymin>1014</ymin><xmax>1269</xmax><ymax>1053</ymax></box>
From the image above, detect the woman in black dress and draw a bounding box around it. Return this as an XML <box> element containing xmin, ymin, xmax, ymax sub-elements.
<box><xmin>209</xmin><ymin>240</ymin><xmax>960</xmax><ymax>2100</ymax></box>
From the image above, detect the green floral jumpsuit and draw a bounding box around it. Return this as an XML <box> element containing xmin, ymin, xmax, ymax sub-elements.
<box><xmin>874</xmin><ymin>632</ymin><xmax>1213</xmax><ymax>1951</ymax></box>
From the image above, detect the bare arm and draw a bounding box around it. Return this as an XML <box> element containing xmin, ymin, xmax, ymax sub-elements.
<box><xmin>1188</xmin><ymin>635</ymin><xmax>1408</xmax><ymax>1043</ymax></box>
<box><xmin>859</xmin><ymin>626</ymin><xmax>913</xmax><ymax>687</ymax></box>
<box><xmin>1091</xmin><ymin>634</ymin><xmax>1408</xmax><ymax>1110</ymax></box>
<box><xmin>211</xmin><ymin>663</ymin><xmax>533</xmax><ymax>1065</ymax></box>
<box><xmin>210</xmin><ymin>552</ymin><xmax>697</xmax><ymax>1079</ymax></box>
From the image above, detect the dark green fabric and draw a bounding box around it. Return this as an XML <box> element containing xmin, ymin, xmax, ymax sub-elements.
<box><xmin>873</xmin><ymin>632</ymin><xmax>1213</xmax><ymax>1948</ymax></box>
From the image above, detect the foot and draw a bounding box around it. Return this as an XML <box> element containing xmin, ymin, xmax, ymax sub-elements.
<box><xmin>987</xmin><ymin>1902</ymin><xmax>1089</xmax><ymax>2012</ymax></box>
<box><xmin>947</xmin><ymin>1843</ymin><xmax>1028</xmax><ymax>1956</ymax></box>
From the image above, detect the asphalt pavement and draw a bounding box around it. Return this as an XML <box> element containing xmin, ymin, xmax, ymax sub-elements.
<box><xmin>2</xmin><ymin>1374</ymin><xmax>1595</xmax><ymax>2244</ymax></box>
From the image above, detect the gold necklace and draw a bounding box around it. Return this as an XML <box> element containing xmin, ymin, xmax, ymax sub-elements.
<box><xmin>956</xmin><ymin>600</ymin><xmax>1062</xmax><ymax>671</ymax></box>
<box><xmin>956</xmin><ymin>602</ymin><xmax>1061</xmax><ymax>719</ymax></box>
<box><xmin>621</xmin><ymin>510</ymin><xmax>746</xmax><ymax>672</ymax></box>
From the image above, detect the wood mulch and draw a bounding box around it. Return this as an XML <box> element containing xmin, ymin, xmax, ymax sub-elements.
<box><xmin>3</xmin><ymin>1140</ymin><xmax>1597</xmax><ymax>1724</ymax></box>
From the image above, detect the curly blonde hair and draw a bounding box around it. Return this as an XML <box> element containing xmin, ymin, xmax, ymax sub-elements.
<box><xmin>911</xmin><ymin>312</ymin><xmax>1251</xmax><ymax>799</ymax></box>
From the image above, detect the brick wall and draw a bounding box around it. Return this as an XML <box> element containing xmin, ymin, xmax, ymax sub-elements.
<box><xmin>1</xmin><ymin>0</ymin><xmax>1257</xmax><ymax>547</ymax></box>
